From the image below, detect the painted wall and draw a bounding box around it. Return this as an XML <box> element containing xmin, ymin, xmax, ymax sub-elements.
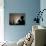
<box><xmin>4</xmin><ymin>0</ymin><xmax>40</xmax><ymax>42</ymax></box>
<box><xmin>40</xmin><ymin>0</ymin><xmax>46</xmax><ymax>45</ymax></box>
<box><xmin>0</xmin><ymin>0</ymin><xmax>4</xmax><ymax>41</ymax></box>
<box><xmin>40</xmin><ymin>0</ymin><xmax>46</xmax><ymax>26</ymax></box>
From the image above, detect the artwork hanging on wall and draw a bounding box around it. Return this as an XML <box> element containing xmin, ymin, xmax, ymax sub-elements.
<box><xmin>9</xmin><ymin>13</ymin><xmax>25</xmax><ymax>25</ymax></box>
<box><xmin>33</xmin><ymin>9</ymin><xmax>46</xmax><ymax>24</ymax></box>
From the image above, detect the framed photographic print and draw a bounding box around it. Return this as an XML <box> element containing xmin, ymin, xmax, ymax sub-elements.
<box><xmin>9</xmin><ymin>13</ymin><xmax>25</xmax><ymax>25</ymax></box>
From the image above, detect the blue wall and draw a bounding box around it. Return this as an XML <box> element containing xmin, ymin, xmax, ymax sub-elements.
<box><xmin>40</xmin><ymin>0</ymin><xmax>46</xmax><ymax>44</ymax></box>
<box><xmin>40</xmin><ymin>0</ymin><xmax>46</xmax><ymax>27</ymax></box>
<box><xmin>4</xmin><ymin>0</ymin><xmax>40</xmax><ymax>42</ymax></box>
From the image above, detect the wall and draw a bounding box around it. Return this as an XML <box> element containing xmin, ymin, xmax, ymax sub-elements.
<box><xmin>0</xmin><ymin>0</ymin><xmax>4</xmax><ymax>42</ymax></box>
<box><xmin>4</xmin><ymin>0</ymin><xmax>40</xmax><ymax>42</ymax></box>
<box><xmin>40</xmin><ymin>0</ymin><xmax>46</xmax><ymax>45</ymax></box>
<box><xmin>40</xmin><ymin>0</ymin><xmax>46</xmax><ymax>26</ymax></box>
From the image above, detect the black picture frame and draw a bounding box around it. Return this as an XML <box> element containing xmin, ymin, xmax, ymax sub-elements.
<box><xmin>9</xmin><ymin>13</ymin><xmax>25</xmax><ymax>25</ymax></box>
